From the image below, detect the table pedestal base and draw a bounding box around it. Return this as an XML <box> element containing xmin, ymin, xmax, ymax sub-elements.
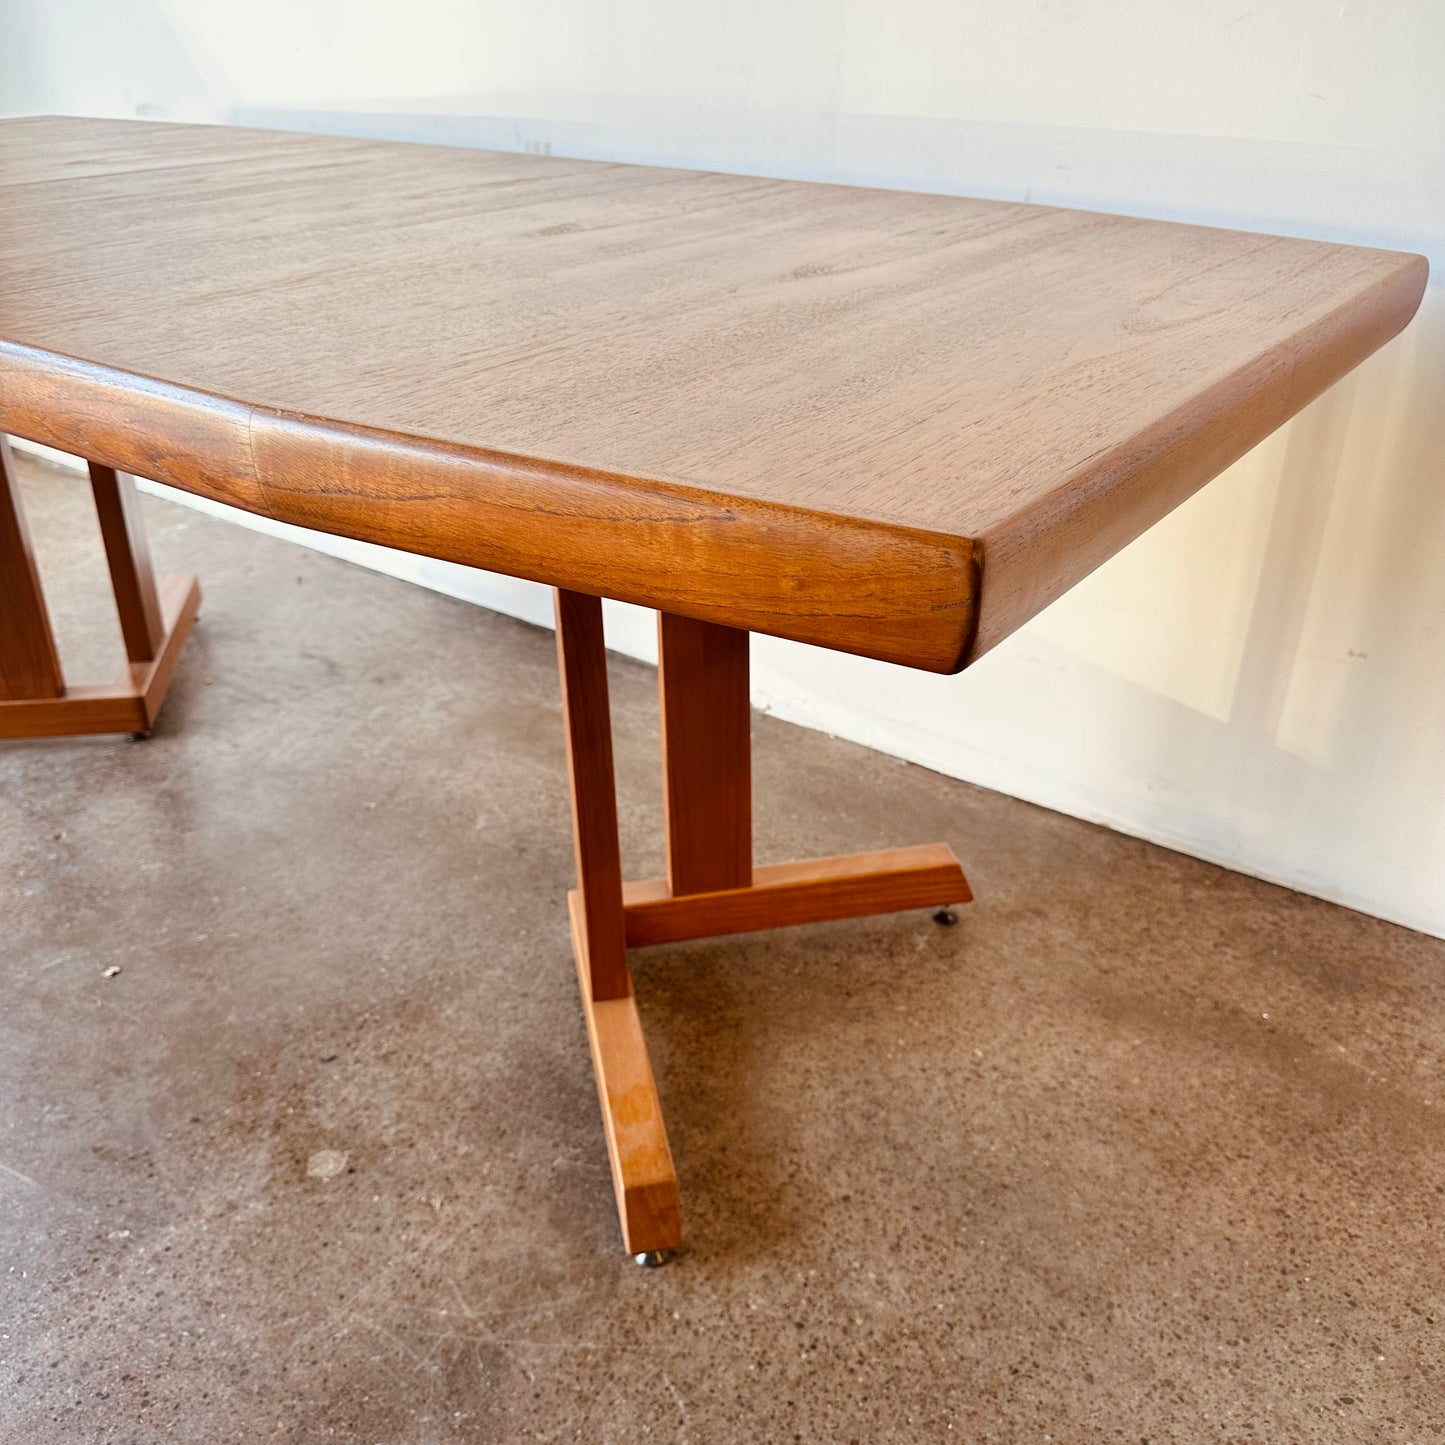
<box><xmin>0</xmin><ymin>440</ymin><xmax>200</xmax><ymax>739</ymax></box>
<box><xmin>554</xmin><ymin>588</ymin><xmax>971</xmax><ymax>1258</ymax></box>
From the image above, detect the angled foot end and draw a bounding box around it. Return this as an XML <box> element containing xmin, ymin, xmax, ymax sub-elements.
<box><xmin>568</xmin><ymin>893</ymin><xmax>684</xmax><ymax>1259</ymax></box>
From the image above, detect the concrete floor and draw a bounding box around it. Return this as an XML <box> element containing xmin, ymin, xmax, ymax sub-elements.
<box><xmin>2</xmin><ymin>454</ymin><xmax>1443</xmax><ymax>1444</ymax></box>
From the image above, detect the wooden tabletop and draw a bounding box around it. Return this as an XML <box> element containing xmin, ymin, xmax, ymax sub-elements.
<box><xmin>0</xmin><ymin>117</ymin><xmax>1426</xmax><ymax>671</ymax></box>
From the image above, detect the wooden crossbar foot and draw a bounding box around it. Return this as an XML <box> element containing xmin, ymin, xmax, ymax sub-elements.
<box><xmin>622</xmin><ymin>842</ymin><xmax>971</xmax><ymax>948</ymax></box>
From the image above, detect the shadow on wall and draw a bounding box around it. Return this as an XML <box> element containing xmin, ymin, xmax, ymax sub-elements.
<box><xmin>988</xmin><ymin>294</ymin><xmax>1439</xmax><ymax>919</ymax></box>
<box><xmin>1235</xmin><ymin>299</ymin><xmax>1445</xmax><ymax>864</ymax></box>
<box><xmin>0</xmin><ymin>0</ymin><xmax>226</xmax><ymax>120</ymax></box>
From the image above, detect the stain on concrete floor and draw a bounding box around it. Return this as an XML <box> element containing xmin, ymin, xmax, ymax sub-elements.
<box><xmin>2</xmin><ymin>455</ymin><xmax>1443</xmax><ymax>1442</ymax></box>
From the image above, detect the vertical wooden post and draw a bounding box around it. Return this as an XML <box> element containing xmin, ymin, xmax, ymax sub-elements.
<box><xmin>0</xmin><ymin>437</ymin><xmax>64</xmax><ymax>701</ymax></box>
<box><xmin>658</xmin><ymin>612</ymin><xmax>752</xmax><ymax>896</ymax></box>
<box><xmin>555</xmin><ymin>589</ymin><xmax>630</xmax><ymax>1002</ymax></box>
<box><xmin>89</xmin><ymin>464</ymin><xmax>165</xmax><ymax>663</ymax></box>
<box><xmin>556</xmin><ymin>588</ymin><xmax>681</xmax><ymax>1256</ymax></box>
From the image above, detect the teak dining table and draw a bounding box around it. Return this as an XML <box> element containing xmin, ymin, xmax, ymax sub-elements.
<box><xmin>0</xmin><ymin>117</ymin><xmax>1427</xmax><ymax>1261</ymax></box>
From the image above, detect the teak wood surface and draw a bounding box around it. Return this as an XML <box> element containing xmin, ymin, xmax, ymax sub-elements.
<box><xmin>0</xmin><ymin>116</ymin><xmax>1426</xmax><ymax>671</ymax></box>
<box><xmin>1</xmin><ymin>115</ymin><xmax>1427</xmax><ymax>1258</ymax></box>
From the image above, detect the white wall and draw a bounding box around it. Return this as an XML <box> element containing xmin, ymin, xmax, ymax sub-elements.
<box><xmin>4</xmin><ymin>0</ymin><xmax>1443</xmax><ymax>937</ymax></box>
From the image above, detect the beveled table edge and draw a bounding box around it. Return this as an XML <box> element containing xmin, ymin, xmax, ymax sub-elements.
<box><xmin>0</xmin><ymin>340</ymin><xmax>981</xmax><ymax>672</ymax></box>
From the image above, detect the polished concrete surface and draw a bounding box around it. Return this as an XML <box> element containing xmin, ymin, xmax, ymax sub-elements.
<box><xmin>3</xmin><ymin>454</ymin><xmax>1444</xmax><ymax>1443</ymax></box>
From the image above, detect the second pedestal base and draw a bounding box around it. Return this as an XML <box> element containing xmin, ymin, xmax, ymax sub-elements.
<box><xmin>0</xmin><ymin>572</ymin><xmax>201</xmax><ymax>739</ymax></box>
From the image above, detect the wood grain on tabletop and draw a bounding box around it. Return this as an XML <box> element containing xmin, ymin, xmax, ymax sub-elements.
<box><xmin>0</xmin><ymin>116</ymin><xmax>1427</xmax><ymax>670</ymax></box>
